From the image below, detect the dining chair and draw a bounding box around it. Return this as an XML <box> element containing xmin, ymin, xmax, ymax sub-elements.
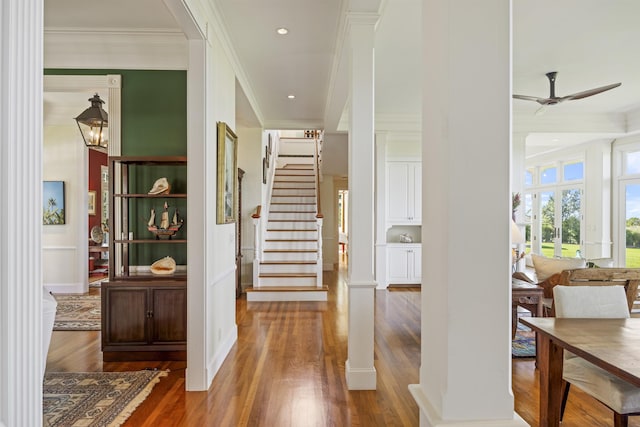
<box><xmin>553</xmin><ymin>285</ymin><xmax>640</xmax><ymax>427</ymax></box>
<box><xmin>538</xmin><ymin>268</ymin><xmax>640</xmax><ymax>316</ymax></box>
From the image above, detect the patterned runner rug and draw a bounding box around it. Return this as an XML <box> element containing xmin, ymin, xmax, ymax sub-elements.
<box><xmin>53</xmin><ymin>294</ymin><xmax>101</xmax><ymax>331</ymax></box>
<box><xmin>512</xmin><ymin>322</ymin><xmax>536</xmax><ymax>358</ymax></box>
<box><xmin>43</xmin><ymin>370</ymin><xmax>167</xmax><ymax>427</ymax></box>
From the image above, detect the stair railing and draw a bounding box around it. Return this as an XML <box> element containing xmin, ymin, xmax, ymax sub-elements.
<box><xmin>251</xmin><ymin>205</ymin><xmax>262</xmax><ymax>287</ymax></box>
<box><xmin>314</xmin><ymin>134</ymin><xmax>323</xmax><ymax>287</ymax></box>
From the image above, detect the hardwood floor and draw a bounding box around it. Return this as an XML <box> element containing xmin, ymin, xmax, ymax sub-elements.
<box><xmin>46</xmin><ymin>263</ymin><xmax>640</xmax><ymax>426</ymax></box>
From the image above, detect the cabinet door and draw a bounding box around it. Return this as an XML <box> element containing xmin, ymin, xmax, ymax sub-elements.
<box><xmin>411</xmin><ymin>247</ymin><xmax>422</xmax><ymax>282</ymax></box>
<box><xmin>388</xmin><ymin>248</ymin><xmax>410</xmax><ymax>282</ymax></box>
<box><xmin>103</xmin><ymin>287</ymin><xmax>148</xmax><ymax>345</ymax></box>
<box><xmin>387</xmin><ymin>163</ymin><xmax>411</xmax><ymax>223</ymax></box>
<box><xmin>150</xmin><ymin>287</ymin><xmax>187</xmax><ymax>344</ymax></box>
<box><xmin>411</xmin><ymin>164</ymin><xmax>422</xmax><ymax>223</ymax></box>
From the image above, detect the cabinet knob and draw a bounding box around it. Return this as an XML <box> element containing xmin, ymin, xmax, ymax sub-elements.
<box><xmin>147</xmin><ymin>310</ymin><xmax>153</xmax><ymax>318</ymax></box>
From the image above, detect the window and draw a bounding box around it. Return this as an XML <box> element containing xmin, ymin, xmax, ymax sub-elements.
<box><xmin>540</xmin><ymin>166</ymin><xmax>557</xmax><ymax>185</ymax></box>
<box><xmin>563</xmin><ymin>162</ymin><xmax>584</xmax><ymax>181</ymax></box>
<box><xmin>524</xmin><ymin>160</ymin><xmax>584</xmax><ymax>256</ymax></box>
<box><xmin>625</xmin><ymin>151</ymin><xmax>640</xmax><ymax>175</ymax></box>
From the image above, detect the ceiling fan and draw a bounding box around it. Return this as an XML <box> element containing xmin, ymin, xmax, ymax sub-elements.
<box><xmin>513</xmin><ymin>71</ymin><xmax>621</xmax><ymax>106</ymax></box>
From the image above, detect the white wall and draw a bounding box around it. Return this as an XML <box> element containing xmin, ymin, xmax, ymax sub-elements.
<box><xmin>203</xmin><ymin>29</ymin><xmax>239</xmax><ymax>387</ymax></box>
<box><xmin>43</xmin><ymin>125</ymin><xmax>87</xmax><ymax>293</ymax></box>
<box><xmin>322</xmin><ymin>132</ymin><xmax>348</xmax><ymax>177</ymax></box>
<box><xmin>237</xmin><ymin>126</ymin><xmax>263</xmax><ymax>288</ymax></box>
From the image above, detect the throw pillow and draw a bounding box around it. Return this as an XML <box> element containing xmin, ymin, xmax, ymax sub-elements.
<box><xmin>531</xmin><ymin>253</ymin><xmax>586</xmax><ymax>282</ymax></box>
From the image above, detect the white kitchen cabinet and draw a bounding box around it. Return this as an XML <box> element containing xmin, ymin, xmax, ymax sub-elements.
<box><xmin>387</xmin><ymin>162</ymin><xmax>421</xmax><ymax>224</ymax></box>
<box><xmin>387</xmin><ymin>244</ymin><xmax>422</xmax><ymax>285</ymax></box>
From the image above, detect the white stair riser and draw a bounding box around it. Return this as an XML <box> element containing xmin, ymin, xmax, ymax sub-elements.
<box><xmin>269</xmin><ymin>204</ymin><xmax>317</xmax><ymax>213</ymax></box>
<box><xmin>272</xmin><ymin>182</ymin><xmax>315</xmax><ymax>189</ymax></box>
<box><xmin>262</xmin><ymin>251</ymin><xmax>317</xmax><ymax>262</ymax></box>
<box><xmin>267</xmin><ymin>221</ymin><xmax>316</xmax><ymax>230</ymax></box>
<box><xmin>265</xmin><ymin>230</ymin><xmax>318</xmax><ymax>240</ymax></box>
<box><xmin>276</xmin><ymin>167</ymin><xmax>313</xmax><ymax>173</ymax></box>
<box><xmin>271</xmin><ymin>196</ymin><xmax>316</xmax><ymax>204</ymax></box>
<box><xmin>258</xmin><ymin>276</ymin><xmax>317</xmax><ymax>287</ymax></box>
<box><xmin>264</xmin><ymin>240</ymin><xmax>318</xmax><ymax>250</ymax></box>
<box><xmin>260</xmin><ymin>263</ymin><xmax>316</xmax><ymax>274</ymax></box>
<box><xmin>272</xmin><ymin>188</ymin><xmax>316</xmax><ymax>196</ymax></box>
<box><xmin>273</xmin><ymin>173</ymin><xmax>316</xmax><ymax>182</ymax></box>
<box><xmin>268</xmin><ymin>212</ymin><xmax>316</xmax><ymax>220</ymax></box>
<box><xmin>273</xmin><ymin>179</ymin><xmax>315</xmax><ymax>185</ymax></box>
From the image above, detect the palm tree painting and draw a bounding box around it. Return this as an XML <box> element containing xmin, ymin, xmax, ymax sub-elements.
<box><xmin>43</xmin><ymin>181</ymin><xmax>65</xmax><ymax>225</ymax></box>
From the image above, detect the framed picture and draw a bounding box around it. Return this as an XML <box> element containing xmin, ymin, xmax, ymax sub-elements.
<box><xmin>263</xmin><ymin>157</ymin><xmax>267</xmax><ymax>184</ymax></box>
<box><xmin>88</xmin><ymin>190</ymin><xmax>97</xmax><ymax>215</ymax></box>
<box><xmin>217</xmin><ymin>122</ymin><xmax>238</xmax><ymax>224</ymax></box>
<box><xmin>266</xmin><ymin>148</ymin><xmax>270</xmax><ymax>169</ymax></box>
<box><xmin>43</xmin><ymin>181</ymin><xmax>65</xmax><ymax>225</ymax></box>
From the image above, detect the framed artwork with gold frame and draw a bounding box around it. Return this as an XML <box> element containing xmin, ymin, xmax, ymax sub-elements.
<box><xmin>88</xmin><ymin>190</ymin><xmax>97</xmax><ymax>215</ymax></box>
<box><xmin>216</xmin><ymin>122</ymin><xmax>238</xmax><ymax>224</ymax></box>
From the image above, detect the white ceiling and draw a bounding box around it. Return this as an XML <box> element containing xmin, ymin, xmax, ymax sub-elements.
<box><xmin>44</xmin><ymin>0</ymin><xmax>640</xmax><ymax>156</ymax></box>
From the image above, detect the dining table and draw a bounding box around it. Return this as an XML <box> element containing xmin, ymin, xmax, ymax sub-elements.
<box><xmin>520</xmin><ymin>317</ymin><xmax>640</xmax><ymax>427</ymax></box>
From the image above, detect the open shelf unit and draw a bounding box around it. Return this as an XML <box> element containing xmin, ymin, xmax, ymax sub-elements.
<box><xmin>103</xmin><ymin>156</ymin><xmax>187</xmax><ymax>361</ymax></box>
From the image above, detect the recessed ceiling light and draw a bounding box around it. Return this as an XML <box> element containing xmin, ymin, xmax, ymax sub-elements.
<box><xmin>276</xmin><ymin>28</ymin><xmax>289</xmax><ymax>35</ymax></box>
<box><xmin>287</xmin><ymin>94</ymin><xmax>295</xmax><ymax>99</ymax></box>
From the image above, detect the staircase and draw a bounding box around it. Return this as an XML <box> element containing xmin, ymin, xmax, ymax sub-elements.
<box><xmin>248</xmin><ymin>144</ymin><xmax>327</xmax><ymax>301</ymax></box>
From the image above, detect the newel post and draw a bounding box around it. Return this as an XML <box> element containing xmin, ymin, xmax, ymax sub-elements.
<box><xmin>316</xmin><ymin>215</ymin><xmax>323</xmax><ymax>287</ymax></box>
<box><xmin>252</xmin><ymin>206</ymin><xmax>262</xmax><ymax>288</ymax></box>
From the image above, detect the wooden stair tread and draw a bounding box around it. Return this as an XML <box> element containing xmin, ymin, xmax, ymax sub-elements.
<box><xmin>270</xmin><ymin>202</ymin><xmax>316</xmax><ymax>205</ymax></box>
<box><xmin>261</xmin><ymin>261</ymin><xmax>316</xmax><ymax>265</ymax></box>
<box><xmin>264</xmin><ymin>249</ymin><xmax>317</xmax><ymax>253</ymax></box>
<box><xmin>265</xmin><ymin>239</ymin><xmax>317</xmax><ymax>242</ymax></box>
<box><xmin>268</xmin><ymin>219</ymin><xmax>315</xmax><ymax>222</ymax></box>
<box><xmin>272</xmin><ymin>196</ymin><xmax>315</xmax><ymax>198</ymax></box>
<box><xmin>258</xmin><ymin>273</ymin><xmax>317</xmax><ymax>278</ymax></box>
<box><xmin>269</xmin><ymin>211</ymin><xmax>316</xmax><ymax>213</ymax></box>
<box><xmin>266</xmin><ymin>229</ymin><xmax>317</xmax><ymax>232</ymax></box>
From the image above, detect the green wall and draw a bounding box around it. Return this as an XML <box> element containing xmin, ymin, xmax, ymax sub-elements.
<box><xmin>44</xmin><ymin>69</ymin><xmax>187</xmax><ymax>156</ymax></box>
<box><xmin>45</xmin><ymin>69</ymin><xmax>188</xmax><ymax>265</ymax></box>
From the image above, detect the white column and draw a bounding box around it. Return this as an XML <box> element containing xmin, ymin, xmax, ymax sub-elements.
<box><xmin>186</xmin><ymin>38</ymin><xmax>209</xmax><ymax>391</ymax></box>
<box><xmin>0</xmin><ymin>0</ymin><xmax>44</xmax><ymax>425</ymax></box>
<box><xmin>409</xmin><ymin>1</ymin><xmax>528</xmax><ymax>426</ymax></box>
<box><xmin>375</xmin><ymin>133</ymin><xmax>389</xmax><ymax>289</ymax></box>
<box><xmin>345</xmin><ymin>13</ymin><xmax>378</xmax><ymax>390</ymax></box>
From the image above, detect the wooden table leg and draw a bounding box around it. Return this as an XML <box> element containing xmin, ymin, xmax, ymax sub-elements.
<box><xmin>537</xmin><ymin>335</ymin><xmax>564</xmax><ymax>427</ymax></box>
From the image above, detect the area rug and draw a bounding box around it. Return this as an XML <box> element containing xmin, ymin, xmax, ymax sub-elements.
<box><xmin>512</xmin><ymin>322</ymin><xmax>536</xmax><ymax>358</ymax></box>
<box><xmin>53</xmin><ymin>294</ymin><xmax>101</xmax><ymax>331</ymax></box>
<box><xmin>43</xmin><ymin>370</ymin><xmax>167</xmax><ymax>427</ymax></box>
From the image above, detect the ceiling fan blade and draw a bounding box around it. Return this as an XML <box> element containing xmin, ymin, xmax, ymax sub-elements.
<box><xmin>535</xmin><ymin>105</ymin><xmax>547</xmax><ymax>116</ymax></box>
<box><xmin>561</xmin><ymin>82</ymin><xmax>622</xmax><ymax>101</ymax></box>
<box><xmin>512</xmin><ymin>94</ymin><xmax>550</xmax><ymax>105</ymax></box>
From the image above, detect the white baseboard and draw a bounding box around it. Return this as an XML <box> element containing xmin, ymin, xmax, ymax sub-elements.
<box><xmin>345</xmin><ymin>360</ymin><xmax>377</xmax><ymax>390</ymax></box>
<box><xmin>206</xmin><ymin>325</ymin><xmax>238</xmax><ymax>387</ymax></box>
<box><xmin>408</xmin><ymin>385</ymin><xmax>529</xmax><ymax>427</ymax></box>
<box><xmin>44</xmin><ymin>282</ymin><xmax>86</xmax><ymax>294</ymax></box>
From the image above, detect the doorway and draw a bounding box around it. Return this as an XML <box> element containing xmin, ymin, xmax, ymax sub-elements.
<box><xmin>338</xmin><ymin>190</ymin><xmax>349</xmax><ymax>257</ymax></box>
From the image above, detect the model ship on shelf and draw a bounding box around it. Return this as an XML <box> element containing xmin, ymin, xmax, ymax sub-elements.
<box><xmin>147</xmin><ymin>201</ymin><xmax>183</xmax><ymax>239</ymax></box>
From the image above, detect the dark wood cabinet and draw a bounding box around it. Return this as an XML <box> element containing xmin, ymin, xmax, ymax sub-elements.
<box><xmin>102</xmin><ymin>156</ymin><xmax>187</xmax><ymax>361</ymax></box>
<box><xmin>102</xmin><ymin>282</ymin><xmax>187</xmax><ymax>360</ymax></box>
